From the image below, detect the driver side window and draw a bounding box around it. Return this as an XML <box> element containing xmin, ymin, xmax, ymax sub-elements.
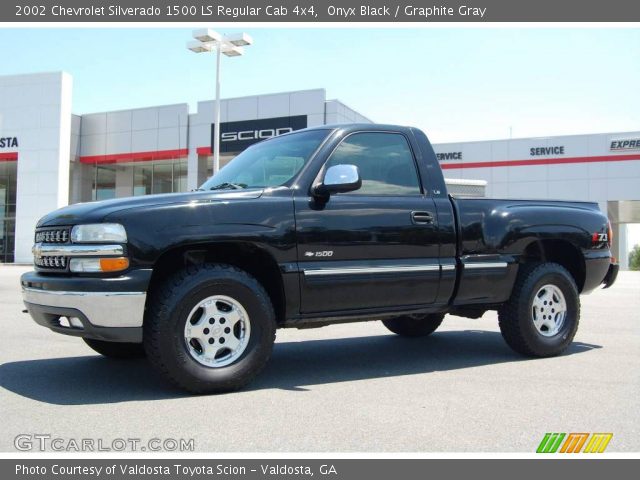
<box><xmin>326</xmin><ymin>132</ymin><xmax>422</xmax><ymax>195</ymax></box>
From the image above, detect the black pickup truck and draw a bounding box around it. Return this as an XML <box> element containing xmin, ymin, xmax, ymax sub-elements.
<box><xmin>22</xmin><ymin>124</ymin><xmax>618</xmax><ymax>393</ymax></box>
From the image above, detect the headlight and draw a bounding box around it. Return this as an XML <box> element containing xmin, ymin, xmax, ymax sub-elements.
<box><xmin>71</xmin><ymin>223</ymin><xmax>127</xmax><ymax>243</ymax></box>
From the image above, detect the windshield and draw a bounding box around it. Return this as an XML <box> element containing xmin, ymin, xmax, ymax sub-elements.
<box><xmin>200</xmin><ymin>129</ymin><xmax>330</xmax><ymax>190</ymax></box>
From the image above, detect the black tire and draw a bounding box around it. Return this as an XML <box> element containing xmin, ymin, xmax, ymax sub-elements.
<box><xmin>143</xmin><ymin>264</ymin><xmax>276</xmax><ymax>394</ymax></box>
<box><xmin>382</xmin><ymin>313</ymin><xmax>445</xmax><ymax>337</ymax></box>
<box><xmin>498</xmin><ymin>262</ymin><xmax>580</xmax><ymax>357</ymax></box>
<box><xmin>83</xmin><ymin>338</ymin><xmax>146</xmax><ymax>359</ymax></box>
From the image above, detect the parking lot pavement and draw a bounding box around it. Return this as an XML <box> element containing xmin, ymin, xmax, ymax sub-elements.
<box><xmin>1</xmin><ymin>264</ymin><xmax>638</xmax><ymax>452</ymax></box>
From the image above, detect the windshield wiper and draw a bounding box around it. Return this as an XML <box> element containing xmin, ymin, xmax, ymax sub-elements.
<box><xmin>208</xmin><ymin>182</ymin><xmax>247</xmax><ymax>191</ymax></box>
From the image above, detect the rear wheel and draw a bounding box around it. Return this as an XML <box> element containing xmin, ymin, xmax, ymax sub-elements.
<box><xmin>498</xmin><ymin>262</ymin><xmax>580</xmax><ymax>357</ymax></box>
<box><xmin>83</xmin><ymin>338</ymin><xmax>145</xmax><ymax>359</ymax></box>
<box><xmin>144</xmin><ymin>264</ymin><xmax>276</xmax><ymax>394</ymax></box>
<box><xmin>382</xmin><ymin>313</ymin><xmax>445</xmax><ymax>337</ymax></box>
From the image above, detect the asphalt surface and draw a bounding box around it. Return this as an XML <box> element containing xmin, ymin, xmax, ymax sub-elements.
<box><xmin>1</xmin><ymin>265</ymin><xmax>638</xmax><ymax>452</ymax></box>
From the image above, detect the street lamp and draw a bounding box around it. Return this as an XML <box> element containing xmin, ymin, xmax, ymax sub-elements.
<box><xmin>187</xmin><ymin>29</ymin><xmax>253</xmax><ymax>175</ymax></box>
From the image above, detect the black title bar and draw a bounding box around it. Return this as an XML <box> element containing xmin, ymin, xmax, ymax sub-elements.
<box><xmin>3</xmin><ymin>0</ymin><xmax>640</xmax><ymax>22</ymax></box>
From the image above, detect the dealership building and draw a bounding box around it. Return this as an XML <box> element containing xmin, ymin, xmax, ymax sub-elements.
<box><xmin>1</xmin><ymin>71</ymin><xmax>639</xmax><ymax>268</ymax></box>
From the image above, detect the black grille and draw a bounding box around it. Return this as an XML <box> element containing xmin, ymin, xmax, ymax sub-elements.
<box><xmin>35</xmin><ymin>228</ymin><xmax>70</xmax><ymax>244</ymax></box>
<box><xmin>34</xmin><ymin>255</ymin><xmax>67</xmax><ymax>269</ymax></box>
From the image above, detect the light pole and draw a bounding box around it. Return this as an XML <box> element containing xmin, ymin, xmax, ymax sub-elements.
<box><xmin>187</xmin><ymin>29</ymin><xmax>253</xmax><ymax>175</ymax></box>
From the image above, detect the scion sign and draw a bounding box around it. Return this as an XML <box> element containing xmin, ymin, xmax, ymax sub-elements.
<box><xmin>211</xmin><ymin>115</ymin><xmax>308</xmax><ymax>153</ymax></box>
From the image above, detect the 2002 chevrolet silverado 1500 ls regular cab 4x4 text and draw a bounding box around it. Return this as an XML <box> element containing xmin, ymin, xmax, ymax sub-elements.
<box><xmin>21</xmin><ymin>124</ymin><xmax>619</xmax><ymax>393</ymax></box>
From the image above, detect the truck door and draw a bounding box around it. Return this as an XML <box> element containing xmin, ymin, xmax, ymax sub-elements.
<box><xmin>294</xmin><ymin>131</ymin><xmax>441</xmax><ymax>314</ymax></box>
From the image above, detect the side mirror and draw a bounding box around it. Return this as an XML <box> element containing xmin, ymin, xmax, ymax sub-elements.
<box><xmin>314</xmin><ymin>164</ymin><xmax>362</xmax><ymax>196</ymax></box>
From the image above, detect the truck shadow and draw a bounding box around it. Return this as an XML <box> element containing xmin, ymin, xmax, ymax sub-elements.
<box><xmin>0</xmin><ymin>330</ymin><xmax>601</xmax><ymax>405</ymax></box>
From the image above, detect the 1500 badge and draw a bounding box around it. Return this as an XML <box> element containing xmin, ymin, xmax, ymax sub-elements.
<box><xmin>304</xmin><ymin>251</ymin><xmax>333</xmax><ymax>258</ymax></box>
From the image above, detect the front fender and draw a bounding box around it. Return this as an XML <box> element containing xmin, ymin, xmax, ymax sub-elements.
<box><xmin>104</xmin><ymin>191</ymin><xmax>296</xmax><ymax>268</ymax></box>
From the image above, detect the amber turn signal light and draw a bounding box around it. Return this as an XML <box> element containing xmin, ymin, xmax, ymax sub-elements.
<box><xmin>99</xmin><ymin>257</ymin><xmax>130</xmax><ymax>272</ymax></box>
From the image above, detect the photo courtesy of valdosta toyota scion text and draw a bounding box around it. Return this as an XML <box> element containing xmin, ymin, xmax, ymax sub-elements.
<box><xmin>0</xmin><ymin>1</ymin><xmax>639</xmax><ymax>475</ymax></box>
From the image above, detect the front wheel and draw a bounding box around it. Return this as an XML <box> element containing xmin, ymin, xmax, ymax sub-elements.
<box><xmin>498</xmin><ymin>262</ymin><xmax>580</xmax><ymax>357</ymax></box>
<box><xmin>144</xmin><ymin>264</ymin><xmax>276</xmax><ymax>394</ymax></box>
<box><xmin>382</xmin><ymin>313</ymin><xmax>445</xmax><ymax>337</ymax></box>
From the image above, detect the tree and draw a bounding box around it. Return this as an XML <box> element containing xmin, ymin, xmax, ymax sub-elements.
<box><xmin>629</xmin><ymin>244</ymin><xmax>640</xmax><ymax>271</ymax></box>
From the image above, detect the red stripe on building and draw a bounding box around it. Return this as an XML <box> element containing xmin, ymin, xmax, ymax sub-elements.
<box><xmin>77</xmin><ymin>149</ymin><xmax>640</xmax><ymax>168</ymax></box>
<box><xmin>0</xmin><ymin>152</ymin><xmax>18</xmax><ymax>162</ymax></box>
<box><xmin>79</xmin><ymin>148</ymin><xmax>188</xmax><ymax>165</ymax></box>
<box><xmin>440</xmin><ymin>153</ymin><xmax>640</xmax><ymax>169</ymax></box>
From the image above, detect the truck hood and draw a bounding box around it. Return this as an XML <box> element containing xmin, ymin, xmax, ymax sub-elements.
<box><xmin>37</xmin><ymin>189</ymin><xmax>265</xmax><ymax>227</ymax></box>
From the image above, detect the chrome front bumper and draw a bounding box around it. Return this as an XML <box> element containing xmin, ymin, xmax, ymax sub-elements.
<box><xmin>21</xmin><ymin>269</ymin><xmax>152</xmax><ymax>343</ymax></box>
<box><xmin>22</xmin><ymin>287</ymin><xmax>146</xmax><ymax>328</ymax></box>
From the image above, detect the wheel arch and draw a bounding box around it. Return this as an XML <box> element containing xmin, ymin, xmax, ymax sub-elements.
<box><xmin>521</xmin><ymin>239</ymin><xmax>586</xmax><ymax>292</ymax></box>
<box><xmin>146</xmin><ymin>242</ymin><xmax>286</xmax><ymax>324</ymax></box>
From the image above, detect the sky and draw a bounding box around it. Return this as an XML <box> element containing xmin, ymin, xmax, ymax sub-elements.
<box><xmin>1</xmin><ymin>26</ymin><xmax>639</xmax><ymax>249</ymax></box>
<box><xmin>0</xmin><ymin>27</ymin><xmax>638</xmax><ymax>144</ymax></box>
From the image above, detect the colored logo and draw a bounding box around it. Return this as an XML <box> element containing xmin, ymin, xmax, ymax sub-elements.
<box><xmin>537</xmin><ymin>433</ymin><xmax>613</xmax><ymax>453</ymax></box>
